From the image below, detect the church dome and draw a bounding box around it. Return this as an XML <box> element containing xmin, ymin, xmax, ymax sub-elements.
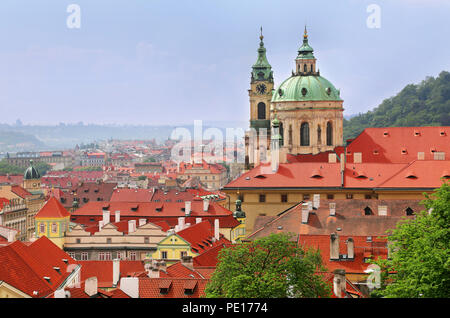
<box><xmin>272</xmin><ymin>75</ymin><xmax>342</xmax><ymax>102</ymax></box>
<box><xmin>24</xmin><ymin>160</ymin><xmax>41</xmax><ymax>180</ymax></box>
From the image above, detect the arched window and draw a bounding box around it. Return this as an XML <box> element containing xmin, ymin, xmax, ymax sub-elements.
<box><xmin>304</xmin><ymin>64</ymin><xmax>307</xmax><ymax>72</ymax></box>
<box><xmin>257</xmin><ymin>102</ymin><xmax>266</xmax><ymax>119</ymax></box>
<box><xmin>310</xmin><ymin>64</ymin><xmax>313</xmax><ymax>72</ymax></box>
<box><xmin>300</xmin><ymin>122</ymin><xmax>310</xmax><ymax>146</ymax></box>
<box><xmin>279</xmin><ymin>122</ymin><xmax>284</xmax><ymax>146</ymax></box>
<box><xmin>326</xmin><ymin>121</ymin><xmax>333</xmax><ymax>146</ymax></box>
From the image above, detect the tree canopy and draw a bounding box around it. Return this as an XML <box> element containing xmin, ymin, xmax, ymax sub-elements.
<box><xmin>204</xmin><ymin>233</ymin><xmax>331</xmax><ymax>298</ymax></box>
<box><xmin>344</xmin><ymin>71</ymin><xmax>450</xmax><ymax>141</ymax></box>
<box><xmin>372</xmin><ymin>181</ymin><xmax>450</xmax><ymax>298</ymax></box>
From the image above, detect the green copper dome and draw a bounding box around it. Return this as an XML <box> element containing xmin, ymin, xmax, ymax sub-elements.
<box><xmin>272</xmin><ymin>75</ymin><xmax>342</xmax><ymax>102</ymax></box>
<box><xmin>24</xmin><ymin>160</ymin><xmax>40</xmax><ymax>180</ymax></box>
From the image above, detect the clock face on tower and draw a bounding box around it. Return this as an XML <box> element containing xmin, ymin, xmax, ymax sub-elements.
<box><xmin>256</xmin><ymin>83</ymin><xmax>267</xmax><ymax>94</ymax></box>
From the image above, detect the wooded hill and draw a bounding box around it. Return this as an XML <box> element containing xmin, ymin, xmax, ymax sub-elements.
<box><xmin>344</xmin><ymin>71</ymin><xmax>450</xmax><ymax>141</ymax></box>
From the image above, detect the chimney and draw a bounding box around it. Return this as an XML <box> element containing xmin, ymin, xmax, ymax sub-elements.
<box><xmin>7</xmin><ymin>230</ymin><xmax>16</xmax><ymax>242</ymax></box>
<box><xmin>158</xmin><ymin>260</ymin><xmax>167</xmax><ymax>272</ymax></box>
<box><xmin>333</xmin><ymin>269</ymin><xmax>346</xmax><ymax>298</ymax></box>
<box><xmin>301</xmin><ymin>203</ymin><xmax>309</xmax><ymax>224</ymax></box>
<box><xmin>354</xmin><ymin>152</ymin><xmax>362</xmax><ymax>163</ymax></box>
<box><xmin>185</xmin><ymin>201</ymin><xmax>191</xmax><ymax>216</ymax></box>
<box><xmin>329</xmin><ymin>202</ymin><xmax>336</xmax><ymax>216</ymax></box>
<box><xmin>102</xmin><ymin>210</ymin><xmax>110</xmax><ymax>225</ymax></box>
<box><xmin>115</xmin><ymin>210</ymin><xmax>120</xmax><ymax>222</ymax></box>
<box><xmin>214</xmin><ymin>219</ymin><xmax>220</xmax><ymax>241</ymax></box>
<box><xmin>181</xmin><ymin>255</ymin><xmax>194</xmax><ymax>270</ymax></box>
<box><xmin>330</xmin><ymin>233</ymin><xmax>340</xmax><ymax>260</ymax></box>
<box><xmin>149</xmin><ymin>268</ymin><xmax>160</xmax><ymax>278</ymax></box>
<box><xmin>328</xmin><ymin>153</ymin><xmax>337</xmax><ymax>163</ymax></box>
<box><xmin>119</xmin><ymin>277</ymin><xmax>139</xmax><ymax>298</ymax></box>
<box><xmin>113</xmin><ymin>259</ymin><xmax>120</xmax><ymax>286</ymax></box>
<box><xmin>178</xmin><ymin>217</ymin><xmax>185</xmax><ymax>230</ymax></box>
<box><xmin>417</xmin><ymin>152</ymin><xmax>425</xmax><ymax>160</ymax></box>
<box><xmin>99</xmin><ymin>220</ymin><xmax>104</xmax><ymax>229</ymax></box>
<box><xmin>203</xmin><ymin>199</ymin><xmax>210</xmax><ymax>212</ymax></box>
<box><xmin>346</xmin><ymin>238</ymin><xmax>354</xmax><ymax>259</ymax></box>
<box><xmin>128</xmin><ymin>220</ymin><xmax>136</xmax><ymax>233</ymax></box>
<box><xmin>54</xmin><ymin>288</ymin><xmax>68</xmax><ymax>298</ymax></box>
<box><xmin>139</xmin><ymin>218</ymin><xmax>147</xmax><ymax>227</ymax></box>
<box><xmin>313</xmin><ymin>194</ymin><xmax>320</xmax><ymax>209</ymax></box>
<box><xmin>84</xmin><ymin>277</ymin><xmax>98</xmax><ymax>297</ymax></box>
<box><xmin>196</xmin><ymin>217</ymin><xmax>202</xmax><ymax>224</ymax></box>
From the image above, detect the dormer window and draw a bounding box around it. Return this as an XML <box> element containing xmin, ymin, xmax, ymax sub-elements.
<box><xmin>364</xmin><ymin>206</ymin><xmax>373</xmax><ymax>215</ymax></box>
<box><xmin>401</xmin><ymin>148</ymin><xmax>407</xmax><ymax>155</ymax></box>
<box><xmin>414</xmin><ymin>130</ymin><xmax>421</xmax><ymax>136</ymax></box>
<box><xmin>383</xmin><ymin>131</ymin><xmax>389</xmax><ymax>137</ymax></box>
<box><xmin>406</xmin><ymin>207</ymin><xmax>414</xmax><ymax>216</ymax></box>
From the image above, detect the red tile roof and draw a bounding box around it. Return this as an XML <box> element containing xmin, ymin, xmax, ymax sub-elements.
<box><xmin>35</xmin><ymin>197</ymin><xmax>71</xmax><ymax>219</ymax></box>
<box><xmin>0</xmin><ymin>175</ymin><xmax>23</xmax><ymax>185</ymax></box>
<box><xmin>248</xmin><ymin>199</ymin><xmax>422</xmax><ymax>239</ymax></box>
<box><xmin>77</xmin><ymin>260</ymin><xmax>146</xmax><ymax>288</ymax></box>
<box><xmin>138</xmin><ymin>277</ymin><xmax>209</xmax><ymax>298</ymax></box>
<box><xmin>10</xmin><ymin>185</ymin><xmax>32</xmax><ymax>199</ymax></box>
<box><xmin>298</xmin><ymin>234</ymin><xmax>387</xmax><ymax>274</ymax></box>
<box><xmin>177</xmin><ymin>221</ymin><xmax>231</xmax><ymax>254</ymax></box>
<box><xmin>0</xmin><ymin>236</ymin><xmax>77</xmax><ymax>297</ymax></box>
<box><xmin>110</xmin><ymin>188</ymin><xmax>155</xmax><ymax>202</ymax></box>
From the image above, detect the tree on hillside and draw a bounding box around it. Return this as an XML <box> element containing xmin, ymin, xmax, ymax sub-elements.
<box><xmin>204</xmin><ymin>233</ymin><xmax>331</xmax><ymax>298</ymax></box>
<box><xmin>344</xmin><ymin>71</ymin><xmax>450</xmax><ymax>140</ymax></box>
<box><xmin>372</xmin><ymin>181</ymin><xmax>450</xmax><ymax>298</ymax></box>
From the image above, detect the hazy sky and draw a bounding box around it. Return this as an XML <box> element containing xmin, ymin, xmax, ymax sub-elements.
<box><xmin>1</xmin><ymin>0</ymin><xmax>449</xmax><ymax>126</ymax></box>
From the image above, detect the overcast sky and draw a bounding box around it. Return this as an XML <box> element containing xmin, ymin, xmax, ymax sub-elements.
<box><xmin>1</xmin><ymin>0</ymin><xmax>449</xmax><ymax>126</ymax></box>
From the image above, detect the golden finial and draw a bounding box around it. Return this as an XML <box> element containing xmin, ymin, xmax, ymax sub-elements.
<box><xmin>260</xmin><ymin>26</ymin><xmax>264</xmax><ymax>41</ymax></box>
<box><xmin>304</xmin><ymin>25</ymin><xmax>308</xmax><ymax>38</ymax></box>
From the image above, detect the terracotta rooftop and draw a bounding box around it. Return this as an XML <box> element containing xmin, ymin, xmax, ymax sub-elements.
<box><xmin>0</xmin><ymin>236</ymin><xmax>77</xmax><ymax>297</ymax></box>
<box><xmin>35</xmin><ymin>196</ymin><xmax>71</xmax><ymax>219</ymax></box>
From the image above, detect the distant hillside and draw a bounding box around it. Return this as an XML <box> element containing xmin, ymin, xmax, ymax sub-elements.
<box><xmin>0</xmin><ymin>130</ymin><xmax>47</xmax><ymax>152</ymax></box>
<box><xmin>344</xmin><ymin>71</ymin><xmax>450</xmax><ymax>141</ymax></box>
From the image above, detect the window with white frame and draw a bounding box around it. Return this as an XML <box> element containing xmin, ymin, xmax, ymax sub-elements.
<box><xmin>129</xmin><ymin>252</ymin><xmax>136</xmax><ymax>260</ymax></box>
<box><xmin>81</xmin><ymin>252</ymin><xmax>88</xmax><ymax>260</ymax></box>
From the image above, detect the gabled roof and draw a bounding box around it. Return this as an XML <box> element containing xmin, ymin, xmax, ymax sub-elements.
<box><xmin>0</xmin><ymin>236</ymin><xmax>77</xmax><ymax>297</ymax></box>
<box><xmin>35</xmin><ymin>197</ymin><xmax>71</xmax><ymax>219</ymax></box>
<box><xmin>177</xmin><ymin>221</ymin><xmax>231</xmax><ymax>254</ymax></box>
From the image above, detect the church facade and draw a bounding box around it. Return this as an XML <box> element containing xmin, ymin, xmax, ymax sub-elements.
<box><xmin>245</xmin><ymin>28</ymin><xmax>344</xmax><ymax>169</ymax></box>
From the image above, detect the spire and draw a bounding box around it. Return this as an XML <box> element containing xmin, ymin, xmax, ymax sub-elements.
<box><xmin>297</xmin><ymin>25</ymin><xmax>314</xmax><ymax>59</ymax></box>
<box><xmin>251</xmin><ymin>27</ymin><xmax>273</xmax><ymax>83</ymax></box>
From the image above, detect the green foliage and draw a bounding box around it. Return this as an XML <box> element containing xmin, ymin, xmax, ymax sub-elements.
<box><xmin>33</xmin><ymin>161</ymin><xmax>51</xmax><ymax>176</ymax></box>
<box><xmin>344</xmin><ymin>71</ymin><xmax>450</xmax><ymax>141</ymax></box>
<box><xmin>372</xmin><ymin>181</ymin><xmax>450</xmax><ymax>298</ymax></box>
<box><xmin>0</xmin><ymin>160</ymin><xmax>50</xmax><ymax>176</ymax></box>
<box><xmin>204</xmin><ymin>233</ymin><xmax>331</xmax><ymax>298</ymax></box>
<box><xmin>0</xmin><ymin>160</ymin><xmax>24</xmax><ymax>174</ymax></box>
<box><xmin>144</xmin><ymin>157</ymin><xmax>157</xmax><ymax>163</ymax></box>
<box><xmin>73</xmin><ymin>166</ymin><xmax>103</xmax><ymax>171</ymax></box>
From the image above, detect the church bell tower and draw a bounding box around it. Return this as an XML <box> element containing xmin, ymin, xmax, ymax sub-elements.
<box><xmin>245</xmin><ymin>28</ymin><xmax>274</xmax><ymax>170</ymax></box>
